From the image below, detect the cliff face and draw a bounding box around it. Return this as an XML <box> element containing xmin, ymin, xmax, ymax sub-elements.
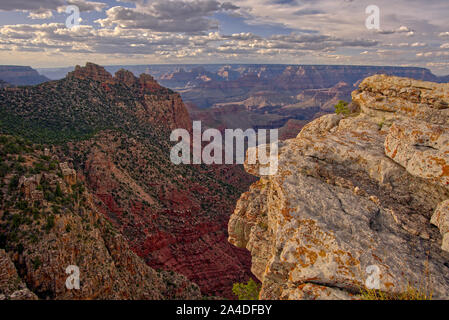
<box><xmin>229</xmin><ymin>75</ymin><xmax>449</xmax><ymax>300</ymax></box>
<box><xmin>0</xmin><ymin>136</ymin><xmax>201</xmax><ymax>300</ymax></box>
<box><xmin>0</xmin><ymin>66</ymin><xmax>49</xmax><ymax>86</ymax></box>
<box><xmin>67</xmin><ymin>63</ymin><xmax>192</xmax><ymax>132</ymax></box>
<box><xmin>63</xmin><ymin>130</ymin><xmax>254</xmax><ymax>298</ymax></box>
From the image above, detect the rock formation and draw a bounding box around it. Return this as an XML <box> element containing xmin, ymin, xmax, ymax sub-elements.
<box><xmin>68</xmin><ymin>63</ymin><xmax>114</xmax><ymax>83</ymax></box>
<box><xmin>432</xmin><ymin>201</ymin><xmax>449</xmax><ymax>252</ymax></box>
<box><xmin>229</xmin><ymin>75</ymin><xmax>449</xmax><ymax>300</ymax></box>
<box><xmin>0</xmin><ymin>249</ymin><xmax>37</xmax><ymax>300</ymax></box>
<box><xmin>66</xmin><ymin>63</ymin><xmax>192</xmax><ymax>132</ymax></box>
<box><xmin>59</xmin><ymin>162</ymin><xmax>77</xmax><ymax>186</ymax></box>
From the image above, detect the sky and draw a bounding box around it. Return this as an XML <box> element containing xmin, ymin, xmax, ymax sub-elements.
<box><xmin>0</xmin><ymin>0</ymin><xmax>448</xmax><ymax>75</ymax></box>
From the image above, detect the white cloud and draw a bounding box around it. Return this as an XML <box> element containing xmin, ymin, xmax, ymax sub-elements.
<box><xmin>0</xmin><ymin>0</ymin><xmax>448</xmax><ymax>74</ymax></box>
<box><xmin>28</xmin><ymin>10</ymin><xmax>53</xmax><ymax>20</ymax></box>
<box><xmin>411</xmin><ymin>42</ymin><xmax>426</xmax><ymax>47</ymax></box>
<box><xmin>96</xmin><ymin>0</ymin><xmax>239</xmax><ymax>33</ymax></box>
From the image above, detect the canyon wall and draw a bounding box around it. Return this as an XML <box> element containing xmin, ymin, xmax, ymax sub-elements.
<box><xmin>0</xmin><ymin>66</ymin><xmax>49</xmax><ymax>86</ymax></box>
<box><xmin>0</xmin><ymin>63</ymin><xmax>254</xmax><ymax>299</ymax></box>
<box><xmin>0</xmin><ymin>138</ymin><xmax>201</xmax><ymax>300</ymax></box>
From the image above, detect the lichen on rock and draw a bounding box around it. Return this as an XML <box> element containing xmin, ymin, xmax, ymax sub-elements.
<box><xmin>229</xmin><ymin>75</ymin><xmax>449</xmax><ymax>300</ymax></box>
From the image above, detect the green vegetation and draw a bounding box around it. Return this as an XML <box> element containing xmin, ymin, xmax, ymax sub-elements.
<box><xmin>0</xmin><ymin>161</ymin><xmax>8</xmax><ymax>177</ymax></box>
<box><xmin>359</xmin><ymin>283</ymin><xmax>432</xmax><ymax>300</ymax></box>
<box><xmin>8</xmin><ymin>175</ymin><xmax>19</xmax><ymax>191</ymax></box>
<box><xmin>334</xmin><ymin>100</ymin><xmax>351</xmax><ymax>115</ymax></box>
<box><xmin>0</xmin><ymin>77</ymin><xmax>174</xmax><ymax>145</ymax></box>
<box><xmin>32</xmin><ymin>256</ymin><xmax>42</xmax><ymax>270</ymax></box>
<box><xmin>232</xmin><ymin>279</ymin><xmax>261</xmax><ymax>300</ymax></box>
<box><xmin>44</xmin><ymin>215</ymin><xmax>55</xmax><ymax>232</ymax></box>
<box><xmin>378</xmin><ymin>117</ymin><xmax>386</xmax><ymax>130</ymax></box>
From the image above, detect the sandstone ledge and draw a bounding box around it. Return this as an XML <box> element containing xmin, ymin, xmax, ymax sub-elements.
<box><xmin>229</xmin><ymin>75</ymin><xmax>449</xmax><ymax>300</ymax></box>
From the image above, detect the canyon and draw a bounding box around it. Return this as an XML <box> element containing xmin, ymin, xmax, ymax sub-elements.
<box><xmin>0</xmin><ymin>136</ymin><xmax>201</xmax><ymax>300</ymax></box>
<box><xmin>1</xmin><ymin>62</ymin><xmax>449</xmax><ymax>300</ymax></box>
<box><xmin>0</xmin><ymin>63</ymin><xmax>254</xmax><ymax>299</ymax></box>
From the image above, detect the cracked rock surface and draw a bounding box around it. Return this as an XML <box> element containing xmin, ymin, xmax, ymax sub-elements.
<box><xmin>229</xmin><ymin>75</ymin><xmax>449</xmax><ymax>300</ymax></box>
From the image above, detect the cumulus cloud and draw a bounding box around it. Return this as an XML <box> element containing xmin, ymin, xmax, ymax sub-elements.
<box><xmin>0</xmin><ymin>23</ymin><xmax>195</xmax><ymax>55</ymax></box>
<box><xmin>96</xmin><ymin>0</ymin><xmax>239</xmax><ymax>33</ymax></box>
<box><xmin>377</xmin><ymin>26</ymin><xmax>414</xmax><ymax>36</ymax></box>
<box><xmin>0</xmin><ymin>21</ymin><xmax>379</xmax><ymax>58</ymax></box>
<box><xmin>28</xmin><ymin>10</ymin><xmax>54</xmax><ymax>20</ymax></box>
<box><xmin>0</xmin><ymin>0</ymin><xmax>448</xmax><ymax>74</ymax></box>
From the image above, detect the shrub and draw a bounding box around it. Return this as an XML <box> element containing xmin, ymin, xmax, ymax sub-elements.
<box><xmin>32</xmin><ymin>162</ymin><xmax>46</xmax><ymax>173</ymax></box>
<box><xmin>32</xmin><ymin>257</ymin><xmax>42</xmax><ymax>270</ymax></box>
<box><xmin>334</xmin><ymin>100</ymin><xmax>351</xmax><ymax>115</ymax></box>
<box><xmin>360</xmin><ymin>283</ymin><xmax>432</xmax><ymax>300</ymax></box>
<box><xmin>8</xmin><ymin>175</ymin><xmax>19</xmax><ymax>192</ymax></box>
<box><xmin>11</xmin><ymin>214</ymin><xmax>24</xmax><ymax>229</ymax></box>
<box><xmin>4</xmin><ymin>142</ymin><xmax>22</xmax><ymax>155</ymax></box>
<box><xmin>232</xmin><ymin>279</ymin><xmax>261</xmax><ymax>300</ymax></box>
<box><xmin>55</xmin><ymin>184</ymin><xmax>63</xmax><ymax>198</ymax></box>
<box><xmin>48</xmin><ymin>161</ymin><xmax>58</xmax><ymax>171</ymax></box>
<box><xmin>378</xmin><ymin>117</ymin><xmax>387</xmax><ymax>130</ymax></box>
<box><xmin>0</xmin><ymin>162</ymin><xmax>9</xmax><ymax>177</ymax></box>
<box><xmin>16</xmin><ymin>200</ymin><xmax>28</xmax><ymax>211</ymax></box>
<box><xmin>44</xmin><ymin>215</ymin><xmax>55</xmax><ymax>232</ymax></box>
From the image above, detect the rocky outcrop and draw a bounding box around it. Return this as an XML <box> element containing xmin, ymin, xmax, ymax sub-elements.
<box><xmin>431</xmin><ymin>201</ymin><xmax>449</xmax><ymax>252</ymax></box>
<box><xmin>114</xmin><ymin>69</ymin><xmax>137</xmax><ymax>87</ymax></box>
<box><xmin>68</xmin><ymin>63</ymin><xmax>114</xmax><ymax>83</ymax></box>
<box><xmin>229</xmin><ymin>75</ymin><xmax>449</xmax><ymax>300</ymax></box>
<box><xmin>353</xmin><ymin>75</ymin><xmax>449</xmax><ymax>125</ymax></box>
<box><xmin>66</xmin><ymin>63</ymin><xmax>192</xmax><ymax>132</ymax></box>
<box><xmin>0</xmin><ymin>249</ymin><xmax>37</xmax><ymax>300</ymax></box>
<box><xmin>59</xmin><ymin>162</ymin><xmax>77</xmax><ymax>186</ymax></box>
<box><xmin>18</xmin><ymin>174</ymin><xmax>43</xmax><ymax>201</ymax></box>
